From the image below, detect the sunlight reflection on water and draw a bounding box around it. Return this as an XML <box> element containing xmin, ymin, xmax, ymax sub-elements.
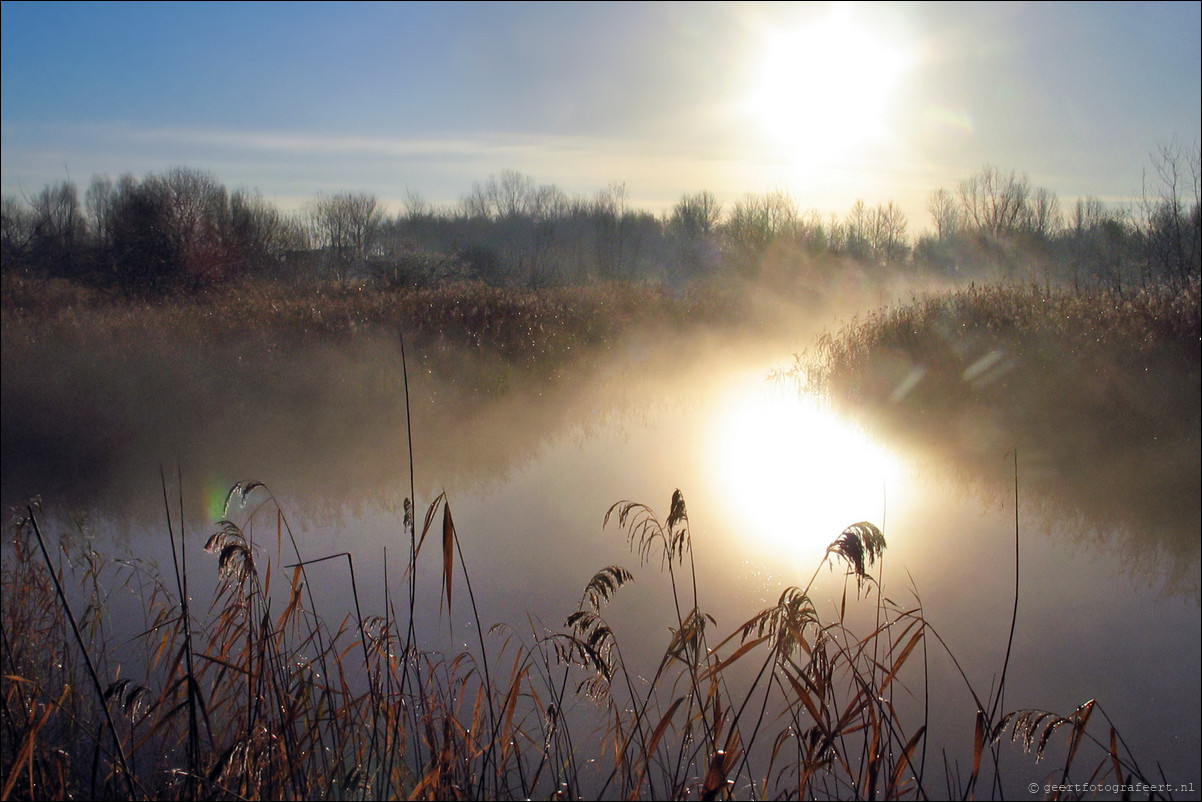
<box><xmin>706</xmin><ymin>369</ymin><xmax>901</xmax><ymax>566</ymax></box>
<box><xmin>4</xmin><ymin>328</ymin><xmax>1197</xmax><ymax>791</ymax></box>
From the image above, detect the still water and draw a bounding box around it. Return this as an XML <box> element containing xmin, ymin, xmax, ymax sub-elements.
<box><xmin>4</xmin><ymin>320</ymin><xmax>1199</xmax><ymax>795</ymax></box>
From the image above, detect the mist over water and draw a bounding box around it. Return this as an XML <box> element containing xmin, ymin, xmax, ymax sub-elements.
<box><xmin>3</xmin><ymin>282</ymin><xmax>1199</xmax><ymax>792</ymax></box>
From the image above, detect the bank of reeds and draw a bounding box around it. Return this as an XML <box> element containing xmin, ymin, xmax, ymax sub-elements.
<box><xmin>3</xmin><ymin>279</ymin><xmax>1183</xmax><ymax>798</ymax></box>
<box><xmin>784</xmin><ymin>279</ymin><xmax>1201</xmax><ymax>589</ymax></box>
<box><xmin>0</xmin><ymin>274</ymin><xmax>738</xmax><ymax>370</ymax></box>
<box><xmin>797</xmin><ymin>278</ymin><xmax>1200</xmax><ymax>402</ymax></box>
<box><xmin>1</xmin><ymin>482</ymin><xmax>1162</xmax><ymax>800</ymax></box>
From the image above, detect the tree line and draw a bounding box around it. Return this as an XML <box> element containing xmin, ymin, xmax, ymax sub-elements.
<box><xmin>2</xmin><ymin>142</ymin><xmax>1197</xmax><ymax>296</ymax></box>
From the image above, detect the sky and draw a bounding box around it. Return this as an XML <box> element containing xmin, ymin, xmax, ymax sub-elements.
<box><xmin>2</xmin><ymin>1</ymin><xmax>1199</xmax><ymax>233</ymax></box>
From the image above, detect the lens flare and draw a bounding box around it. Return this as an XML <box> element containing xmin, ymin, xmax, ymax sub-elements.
<box><xmin>204</xmin><ymin>475</ymin><xmax>231</xmax><ymax>523</ymax></box>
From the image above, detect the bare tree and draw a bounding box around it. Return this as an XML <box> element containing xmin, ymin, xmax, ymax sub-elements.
<box><xmin>492</xmin><ymin>169</ymin><xmax>535</xmax><ymax>219</ymax></box>
<box><xmin>458</xmin><ymin>170</ymin><xmax>537</xmax><ymax>221</ymax></box>
<box><xmin>668</xmin><ymin>191</ymin><xmax>723</xmax><ymax>280</ymax></box>
<box><xmin>85</xmin><ymin>175</ymin><xmax>116</xmax><ymax>249</ymax></box>
<box><xmin>669</xmin><ymin>191</ymin><xmax>722</xmax><ymax>239</ymax></box>
<box><xmin>794</xmin><ymin>209</ymin><xmax>830</xmax><ymax>254</ymax></box>
<box><xmin>722</xmin><ymin>194</ymin><xmax>772</xmax><ymax>272</ymax></box>
<box><xmin>926</xmin><ymin>187</ymin><xmax>960</xmax><ymax>240</ymax></box>
<box><xmin>529</xmin><ymin>183</ymin><xmax>568</xmax><ymax>284</ymax></box>
<box><xmin>958</xmin><ymin>166</ymin><xmax>1031</xmax><ymax>238</ymax></box>
<box><xmin>1070</xmin><ymin>196</ymin><xmax>1107</xmax><ymax>234</ymax></box>
<box><xmin>28</xmin><ymin>181</ymin><xmax>86</xmax><ymax>277</ymax></box>
<box><xmin>228</xmin><ymin>190</ymin><xmax>304</xmax><ymax>277</ymax></box>
<box><xmin>1061</xmin><ymin>197</ymin><xmax>1135</xmax><ymax>292</ymax></box>
<box><xmin>844</xmin><ymin>199</ymin><xmax>873</xmax><ymax>261</ymax></box>
<box><xmin>721</xmin><ymin>190</ymin><xmax>801</xmax><ymax>272</ymax></box>
<box><xmin>763</xmin><ymin>189</ymin><xmax>799</xmax><ymax>241</ymax></box>
<box><xmin>1140</xmin><ymin>139</ymin><xmax>1201</xmax><ymax>284</ymax></box>
<box><xmin>141</xmin><ymin>167</ymin><xmax>230</xmax><ymax>284</ymax></box>
<box><xmin>309</xmin><ymin>191</ymin><xmax>384</xmax><ymax>285</ymax></box>
<box><xmin>592</xmin><ymin>182</ymin><xmax>629</xmax><ymax>279</ymax></box>
<box><xmin>460</xmin><ymin>181</ymin><xmax>492</xmax><ymax>220</ymax></box>
<box><xmin>403</xmin><ymin>188</ymin><xmax>433</xmax><ymax>221</ymax></box>
<box><xmin>104</xmin><ymin>175</ymin><xmax>183</xmax><ymax>294</ymax></box>
<box><xmin>1023</xmin><ymin>187</ymin><xmax>1062</xmax><ymax>237</ymax></box>
<box><xmin>869</xmin><ymin>201</ymin><xmax>908</xmax><ymax>265</ymax></box>
<box><xmin>1</xmin><ymin>195</ymin><xmax>35</xmax><ymax>269</ymax></box>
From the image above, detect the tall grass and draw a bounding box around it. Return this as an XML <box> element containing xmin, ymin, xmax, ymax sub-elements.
<box><xmin>0</xmin><ymin>274</ymin><xmax>741</xmax><ymax>371</ymax></box>
<box><xmin>783</xmin><ymin>279</ymin><xmax>1201</xmax><ymax>593</ymax></box>
<box><xmin>785</xmin><ymin>279</ymin><xmax>1198</xmax><ymax>428</ymax></box>
<box><xmin>1</xmin><ymin>481</ymin><xmax>1165</xmax><ymax>800</ymax></box>
<box><xmin>3</xmin><ymin>279</ymin><xmax>1187</xmax><ymax>798</ymax></box>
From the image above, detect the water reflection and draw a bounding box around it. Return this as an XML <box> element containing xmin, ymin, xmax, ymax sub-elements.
<box><xmin>5</xmin><ymin>321</ymin><xmax>1195</xmax><ymax>593</ymax></box>
<box><xmin>819</xmin><ymin>335</ymin><xmax>1202</xmax><ymax>600</ymax></box>
<box><xmin>707</xmin><ymin>372</ymin><xmax>899</xmax><ymax>560</ymax></box>
<box><xmin>3</xmin><ymin>322</ymin><xmax>1198</xmax><ymax>791</ymax></box>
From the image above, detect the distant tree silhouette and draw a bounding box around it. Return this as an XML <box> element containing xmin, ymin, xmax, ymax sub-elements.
<box><xmin>592</xmin><ymin>182</ymin><xmax>629</xmax><ymax>280</ymax></box>
<box><xmin>0</xmin><ymin>196</ymin><xmax>35</xmax><ymax>269</ymax></box>
<box><xmin>867</xmin><ymin>201</ymin><xmax>909</xmax><ymax>266</ymax></box>
<box><xmin>105</xmin><ymin>179</ymin><xmax>184</xmax><ymax>295</ymax></box>
<box><xmin>228</xmin><ymin>190</ymin><xmax>306</xmax><ymax>279</ymax></box>
<box><xmin>958</xmin><ymin>166</ymin><xmax>1031</xmax><ymax>239</ymax></box>
<box><xmin>308</xmin><ymin>192</ymin><xmax>383</xmax><ymax>285</ymax></box>
<box><xmin>146</xmin><ymin>167</ymin><xmax>231</xmax><ymax>286</ymax></box>
<box><xmin>668</xmin><ymin>191</ymin><xmax>722</xmax><ymax>281</ymax></box>
<box><xmin>3</xmin><ymin>152</ymin><xmax>1195</xmax><ymax>296</ymax></box>
<box><xmin>27</xmin><ymin>181</ymin><xmax>87</xmax><ymax>279</ymax></box>
<box><xmin>721</xmin><ymin>190</ymin><xmax>800</xmax><ymax>275</ymax></box>
<box><xmin>926</xmin><ymin>187</ymin><xmax>961</xmax><ymax>241</ymax></box>
<box><xmin>1140</xmin><ymin>139</ymin><xmax>1201</xmax><ymax>286</ymax></box>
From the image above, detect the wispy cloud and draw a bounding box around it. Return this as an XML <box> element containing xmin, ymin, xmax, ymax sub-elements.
<box><xmin>2</xmin><ymin>120</ymin><xmax>763</xmax><ymax>212</ymax></box>
<box><xmin>127</xmin><ymin>125</ymin><xmax>532</xmax><ymax>160</ymax></box>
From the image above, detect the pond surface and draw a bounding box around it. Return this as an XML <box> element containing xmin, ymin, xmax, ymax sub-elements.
<box><xmin>4</xmin><ymin>313</ymin><xmax>1199</xmax><ymax>796</ymax></box>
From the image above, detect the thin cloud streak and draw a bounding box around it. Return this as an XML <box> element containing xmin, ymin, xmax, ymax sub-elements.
<box><xmin>1</xmin><ymin>120</ymin><xmax>761</xmax><ymax>212</ymax></box>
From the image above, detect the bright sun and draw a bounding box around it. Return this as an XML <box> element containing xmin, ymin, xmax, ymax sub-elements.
<box><xmin>709</xmin><ymin>379</ymin><xmax>900</xmax><ymax>568</ymax></box>
<box><xmin>746</xmin><ymin>10</ymin><xmax>911</xmax><ymax>166</ymax></box>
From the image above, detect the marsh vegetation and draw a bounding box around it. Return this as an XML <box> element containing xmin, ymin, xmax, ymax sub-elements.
<box><xmin>2</xmin><ymin>153</ymin><xmax>1199</xmax><ymax>799</ymax></box>
<box><xmin>2</xmin><ymin>477</ymin><xmax>1185</xmax><ymax>800</ymax></box>
<box><xmin>3</xmin><ymin>275</ymin><xmax>1198</xmax><ymax>800</ymax></box>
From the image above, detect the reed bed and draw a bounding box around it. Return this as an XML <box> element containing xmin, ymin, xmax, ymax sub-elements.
<box><xmin>797</xmin><ymin>279</ymin><xmax>1200</xmax><ymax>401</ymax></box>
<box><xmin>783</xmin><ymin>279</ymin><xmax>1201</xmax><ymax>590</ymax></box>
<box><xmin>0</xmin><ymin>274</ymin><xmax>739</xmax><ymax>372</ymax></box>
<box><xmin>2</xmin><ymin>278</ymin><xmax>1185</xmax><ymax>799</ymax></box>
<box><xmin>1</xmin><ymin>481</ymin><xmax>1163</xmax><ymax>801</ymax></box>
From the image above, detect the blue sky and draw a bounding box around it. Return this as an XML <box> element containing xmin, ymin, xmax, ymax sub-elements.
<box><xmin>2</xmin><ymin>1</ymin><xmax>1199</xmax><ymax>231</ymax></box>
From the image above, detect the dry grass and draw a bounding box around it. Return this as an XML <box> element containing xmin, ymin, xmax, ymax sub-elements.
<box><xmin>0</xmin><ymin>272</ymin><xmax>750</xmax><ymax>513</ymax></box>
<box><xmin>3</xmin><ymin>276</ymin><xmax>1186</xmax><ymax>799</ymax></box>
<box><xmin>1</xmin><ymin>482</ymin><xmax>1163</xmax><ymax>800</ymax></box>
<box><xmin>797</xmin><ymin>279</ymin><xmax>1199</xmax><ymax>396</ymax></box>
<box><xmin>0</xmin><ymin>274</ymin><xmax>739</xmax><ymax>374</ymax></box>
<box><xmin>784</xmin><ymin>279</ymin><xmax>1201</xmax><ymax>592</ymax></box>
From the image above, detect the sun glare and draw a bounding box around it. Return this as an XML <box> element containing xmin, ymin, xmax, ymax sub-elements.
<box><xmin>709</xmin><ymin>379</ymin><xmax>900</xmax><ymax>569</ymax></box>
<box><xmin>746</xmin><ymin>10</ymin><xmax>911</xmax><ymax>167</ymax></box>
